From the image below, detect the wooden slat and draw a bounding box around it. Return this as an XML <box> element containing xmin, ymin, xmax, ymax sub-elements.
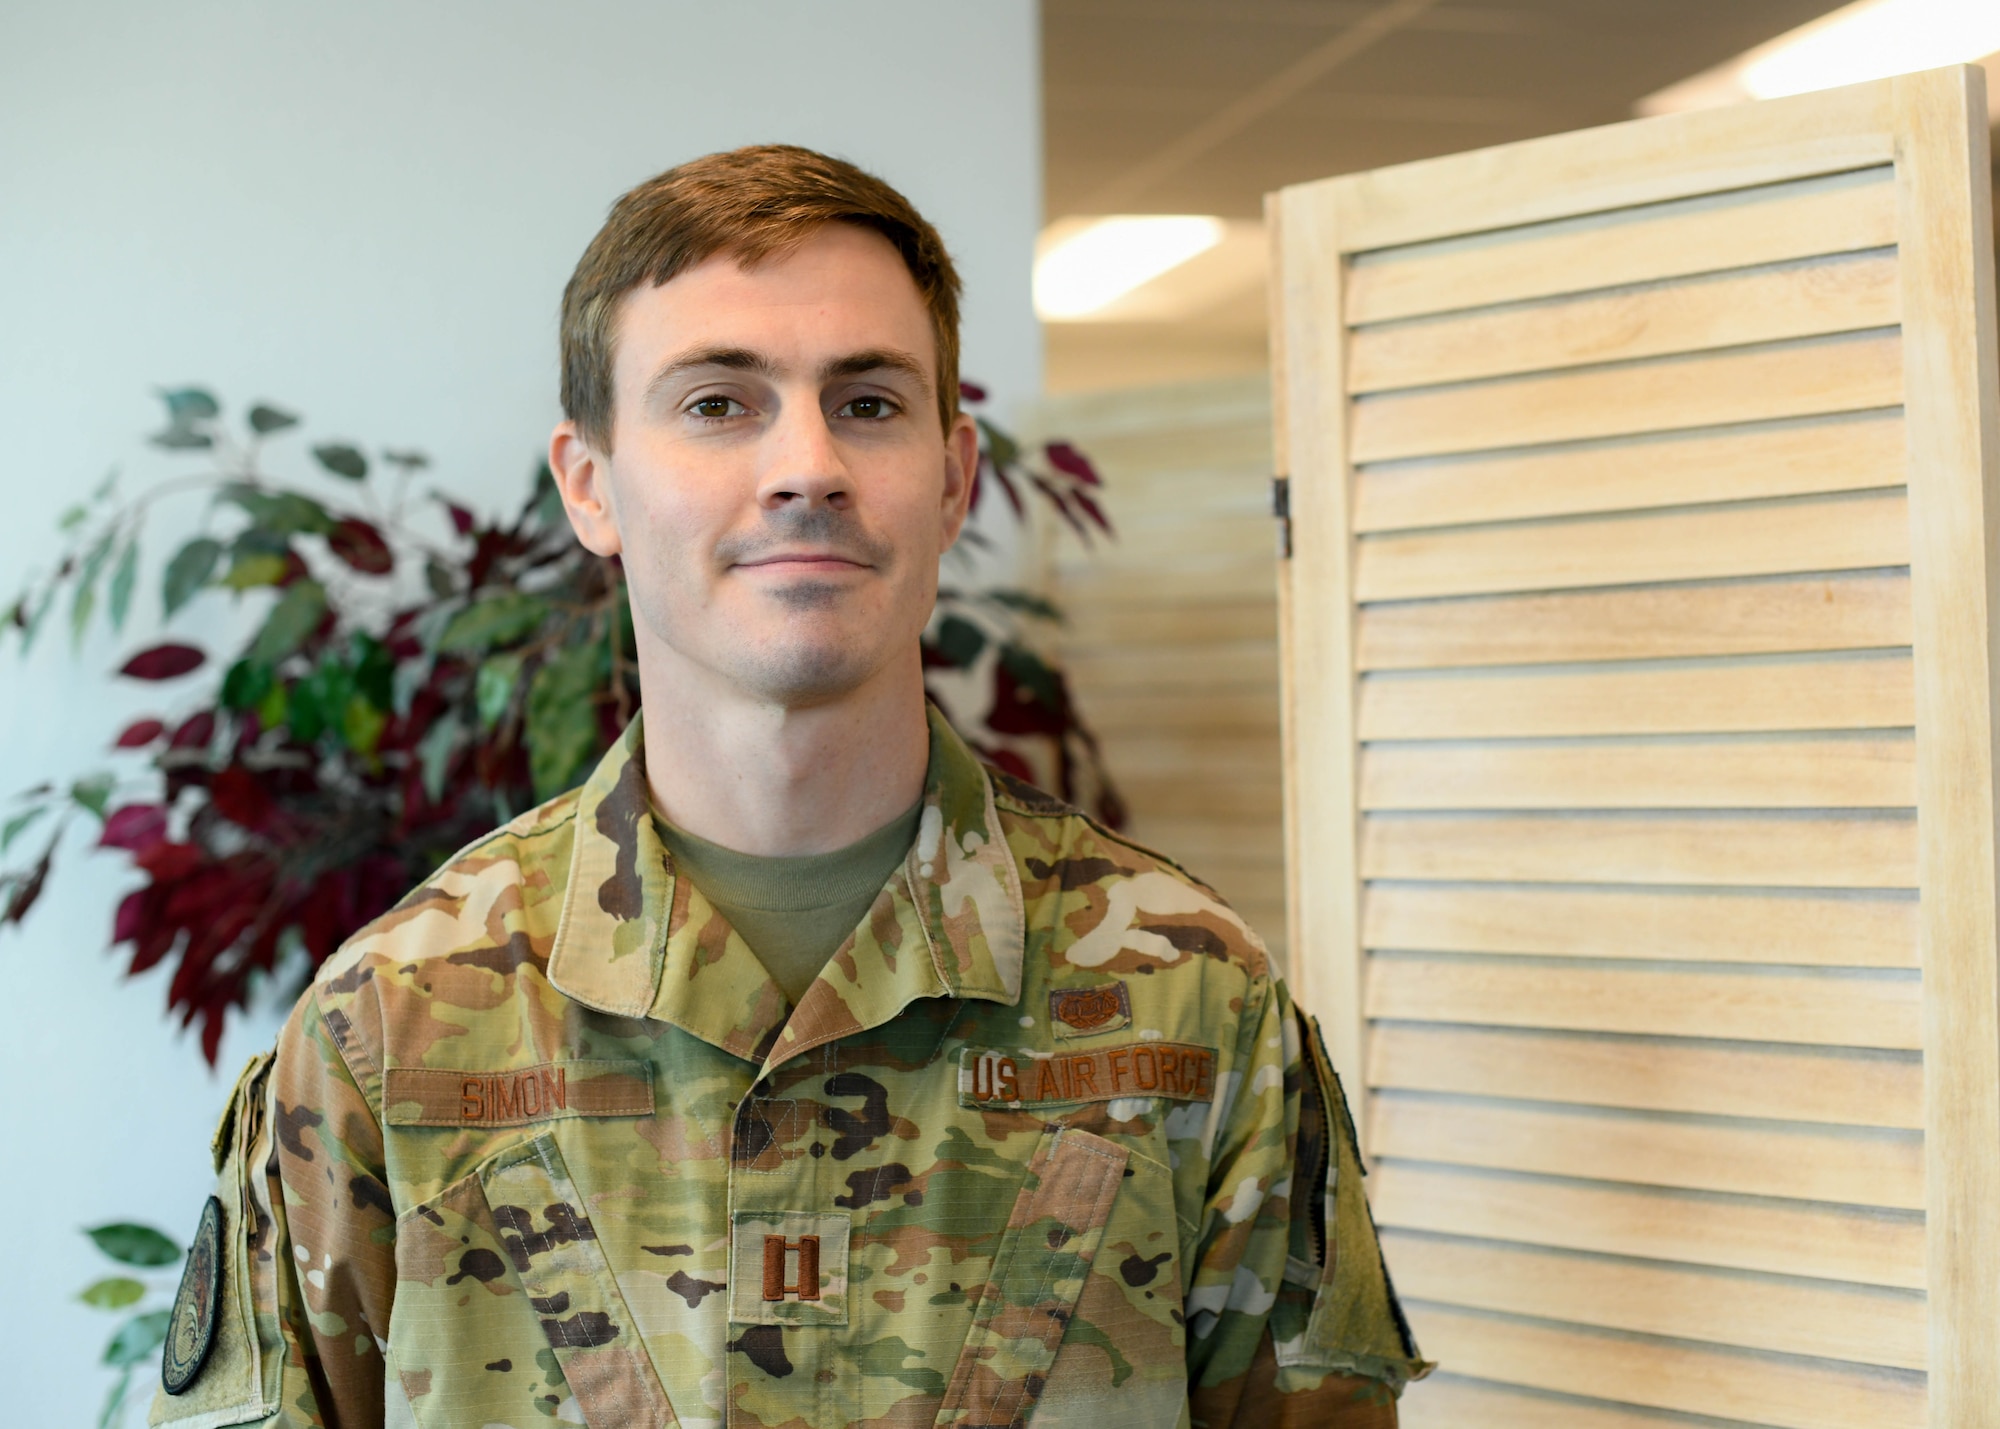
<box><xmin>1110</xmin><ymin>775</ymin><xmax>1280</xmax><ymax>819</ymax></box>
<box><xmin>1346</xmin><ymin>167</ymin><xmax>1897</xmax><ymax>323</ymax></box>
<box><xmin>1058</xmin><ymin>643</ymin><xmax>1277</xmax><ymax>693</ymax></box>
<box><xmin>1076</xmin><ymin>689</ymin><xmax>1280</xmax><ymax>736</ymax></box>
<box><xmin>1353</xmin><ymin>410</ymin><xmax>1905</xmax><ymax>533</ymax></box>
<box><xmin>1351</xmin><ymin>249</ymin><xmax>1900</xmax><ymax>393</ymax></box>
<box><xmin>1401</xmin><ymin>1375</ymin><xmax>1749</xmax><ymax>1429</ymax></box>
<box><xmin>1370</xmin><ymin>1093</ymin><xmax>1925</xmax><ymax>1207</ymax></box>
<box><xmin>1058</xmin><ymin>559</ymin><xmax>1277</xmax><ymax>606</ymax></box>
<box><xmin>1370</xmin><ymin>1161</ymin><xmax>1927</xmax><ymax>1289</ymax></box>
<box><xmin>1351</xmin><ymin>329</ymin><xmax>1902</xmax><ymax>463</ymax></box>
<box><xmin>1360</xmin><ymin>811</ymin><xmax>1919</xmax><ymax>888</ymax></box>
<box><xmin>1357</xmin><ymin>652</ymin><xmax>1914</xmax><ymax>740</ymax></box>
<box><xmin>1361</xmin><ymin>884</ymin><xmax>1918</xmax><ymax>968</ymax></box>
<box><xmin>1368</xmin><ymin>1024</ymin><xmax>1924</xmax><ymax>1128</ymax></box>
<box><xmin>1403</xmin><ymin>1304</ymin><xmax>1925</xmax><ymax>1429</ymax></box>
<box><xmin>1356</xmin><ymin>571</ymin><xmax>1912</xmax><ymax>671</ymax></box>
<box><xmin>1353</xmin><ymin>490</ymin><xmax>1910</xmax><ymax>602</ymax></box>
<box><xmin>1064</xmin><ymin>599</ymin><xmax>1275</xmax><ymax>649</ymax></box>
<box><xmin>1383</xmin><ymin>1231</ymin><xmax>1928</xmax><ymax>1371</ymax></box>
<box><xmin>1366</xmin><ymin>954</ymin><xmax>1923</xmax><ymax>1050</ymax></box>
<box><xmin>1359</xmin><ymin>733</ymin><xmax>1913</xmax><ymax>810</ymax></box>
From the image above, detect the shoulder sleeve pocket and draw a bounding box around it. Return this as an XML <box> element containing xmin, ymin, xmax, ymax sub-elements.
<box><xmin>149</xmin><ymin>1051</ymin><xmax>282</xmax><ymax>1428</ymax></box>
<box><xmin>1272</xmin><ymin>1011</ymin><xmax>1433</xmax><ymax>1394</ymax></box>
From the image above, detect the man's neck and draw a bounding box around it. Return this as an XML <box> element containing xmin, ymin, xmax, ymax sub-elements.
<box><xmin>636</xmin><ymin>650</ymin><xmax>931</xmax><ymax>858</ymax></box>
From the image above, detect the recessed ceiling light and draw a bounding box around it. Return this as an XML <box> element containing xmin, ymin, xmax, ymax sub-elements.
<box><xmin>1640</xmin><ymin>0</ymin><xmax>2000</xmax><ymax>114</ymax></box>
<box><xmin>1034</xmin><ymin>216</ymin><xmax>1226</xmax><ymax>321</ymax></box>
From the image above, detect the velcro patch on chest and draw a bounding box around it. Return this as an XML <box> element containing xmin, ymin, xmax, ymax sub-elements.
<box><xmin>383</xmin><ymin>1059</ymin><xmax>655</xmax><ymax>1127</ymax></box>
<box><xmin>1049</xmin><ymin>981</ymin><xmax>1132</xmax><ymax>1038</ymax></box>
<box><xmin>958</xmin><ymin>1042</ymin><xmax>1217</xmax><ymax>1109</ymax></box>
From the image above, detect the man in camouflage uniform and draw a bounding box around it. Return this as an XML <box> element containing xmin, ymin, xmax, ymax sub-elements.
<box><xmin>152</xmin><ymin>145</ymin><xmax>1426</xmax><ymax>1429</ymax></box>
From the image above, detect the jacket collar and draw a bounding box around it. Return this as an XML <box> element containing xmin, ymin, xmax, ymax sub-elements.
<box><xmin>547</xmin><ymin>703</ymin><xmax>1025</xmax><ymax>1069</ymax></box>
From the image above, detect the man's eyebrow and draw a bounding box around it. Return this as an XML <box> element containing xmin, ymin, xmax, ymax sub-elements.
<box><xmin>820</xmin><ymin>348</ymin><xmax>933</xmax><ymax>400</ymax></box>
<box><xmin>642</xmin><ymin>346</ymin><xmax>778</xmax><ymax>402</ymax></box>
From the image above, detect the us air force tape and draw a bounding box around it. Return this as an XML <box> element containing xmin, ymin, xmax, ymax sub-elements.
<box><xmin>162</xmin><ymin>1195</ymin><xmax>224</xmax><ymax>1395</ymax></box>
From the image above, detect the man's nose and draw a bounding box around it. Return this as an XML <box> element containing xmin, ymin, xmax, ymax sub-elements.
<box><xmin>756</xmin><ymin>398</ymin><xmax>852</xmax><ymax>511</ymax></box>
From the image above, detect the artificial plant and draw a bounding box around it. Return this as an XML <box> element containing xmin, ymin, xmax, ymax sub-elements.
<box><xmin>2</xmin><ymin>385</ymin><xmax>1118</xmax><ymax>1061</ymax></box>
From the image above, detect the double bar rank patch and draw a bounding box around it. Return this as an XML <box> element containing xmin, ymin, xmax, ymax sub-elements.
<box><xmin>959</xmin><ymin>1041</ymin><xmax>1217</xmax><ymax>1109</ymax></box>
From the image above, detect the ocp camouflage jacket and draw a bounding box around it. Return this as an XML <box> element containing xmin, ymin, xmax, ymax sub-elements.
<box><xmin>151</xmin><ymin>706</ymin><xmax>1427</xmax><ymax>1429</ymax></box>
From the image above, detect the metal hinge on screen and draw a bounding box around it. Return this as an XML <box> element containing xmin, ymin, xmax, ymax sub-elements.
<box><xmin>1272</xmin><ymin>475</ymin><xmax>1292</xmax><ymax>559</ymax></box>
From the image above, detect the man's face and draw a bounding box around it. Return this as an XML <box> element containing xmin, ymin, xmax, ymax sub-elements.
<box><xmin>555</xmin><ymin>223</ymin><xmax>976</xmax><ymax>709</ymax></box>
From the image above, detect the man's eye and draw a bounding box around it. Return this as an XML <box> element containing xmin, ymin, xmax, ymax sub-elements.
<box><xmin>689</xmin><ymin>396</ymin><xmax>741</xmax><ymax>419</ymax></box>
<box><xmin>838</xmin><ymin>396</ymin><xmax>895</xmax><ymax>419</ymax></box>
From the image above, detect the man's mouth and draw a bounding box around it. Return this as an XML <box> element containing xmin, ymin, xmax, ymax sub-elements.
<box><xmin>735</xmin><ymin>551</ymin><xmax>870</xmax><ymax>572</ymax></box>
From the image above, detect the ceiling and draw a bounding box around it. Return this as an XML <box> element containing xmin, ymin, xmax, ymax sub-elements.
<box><xmin>1039</xmin><ymin>0</ymin><xmax>1874</xmax><ymax>391</ymax></box>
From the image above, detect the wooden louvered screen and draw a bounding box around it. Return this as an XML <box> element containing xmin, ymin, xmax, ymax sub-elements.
<box><xmin>1268</xmin><ymin>68</ymin><xmax>2000</xmax><ymax>1428</ymax></box>
<box><xmin>1037</xmin><ymin>379</ymin><xmax>1286</xmax><ymax>964</ymax></box>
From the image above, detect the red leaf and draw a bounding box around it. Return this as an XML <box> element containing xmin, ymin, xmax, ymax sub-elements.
<box><xmin>135</xmin><ymin>840</ymin><xmax>202</xmax><ymax>881</ymax></box>
<box><xmin>113</xmin><ymin>887</ymin><xmax>148</xmax><ymax>944</ymax></box>
<box><xmin>100</xmin><ymin>804</ymin><xmax>168</xmax><ymax>852</ymax></box>
<box><xmin>444</xmin><ymin>501</ymin><xmax>475</xmax><ymax>536</ymax></box>
<box><xmin>171</xmin><ymin>711</ymin><xmax>216</xmax><ymax>750</ymax></box>
<box><xmin>985</xmin><ymin>459</ymin><xmax>1025</xmax><ymax>520</ymax></box>
<box><xmin>985</xmin><ymin>747</ymin><xmax>1035</xmax><ymax>783</ymax></box>
<box><xmin>328</xmin><ymin>517</ymin><xmax>394</xmax><ymax>575</ymax></box>
<box><xmin>120</xmin><ymin>644</ymin><xmax>206</xmax><ymax>681</ymax></box>
<box><xmin>1044</xmin><ymin>441</ymin><xmax>1101</xmax><ymax>486</ymax></box>
<box><xmin>114</xmin><ymin>718</ymin><xmax>166</xmax><ymax>748</ymax></box>
<box><xmin>1071</xmin><ymin>488</ymin><xmax>1112</xmax><ymax>535</ymax></box>
<box><xmin>3</xmin><ymin>851</ymin><xmax>50</xmax><ymax>923</ymax></box>
<box><xmin>958</xmin><ymin>380</ymin><xmax>988</xmax><ymax>404</ymax></box>
<box><xmin>209</xmin><ymin>767</ymin><xmax>274</xmax><ymax>831</ymax></box>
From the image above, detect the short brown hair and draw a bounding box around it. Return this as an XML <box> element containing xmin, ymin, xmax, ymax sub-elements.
<box><xmin>560</xmin><ymin>144</ymin><xmax>963</xmax><ymax>450</ymax></box>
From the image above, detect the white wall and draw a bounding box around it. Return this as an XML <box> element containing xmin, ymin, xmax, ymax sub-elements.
<box><xmin>0</xmin><ymin>3</ymin><xmax>1040</xmax><ymax>1417</ymax></box>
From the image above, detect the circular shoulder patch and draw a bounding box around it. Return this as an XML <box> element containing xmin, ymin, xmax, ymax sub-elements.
<box><xmin>163</xmin><ymin>1195</ymin><xmax>225</xmax><ymax>1395</ymax></box>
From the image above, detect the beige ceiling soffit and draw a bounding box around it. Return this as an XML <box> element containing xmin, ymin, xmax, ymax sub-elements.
<box><xmin>1075</xmin><ymin>0</ymin><xmax>1442</xmax><ymax>213</ymax></box>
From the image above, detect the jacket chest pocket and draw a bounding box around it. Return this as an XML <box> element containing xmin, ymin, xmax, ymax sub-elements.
<box><xmin>934</xmin><ymin>1124</ymin><xmax>1131</xmax><ymax>1428</ymax></box>
<box><xmin>392</xmin><ymin>1133</ymin><xmax>676</xmax><ymax>1429</ymax></box>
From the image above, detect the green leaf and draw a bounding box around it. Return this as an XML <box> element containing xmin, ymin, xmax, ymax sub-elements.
<box><xmin>159</xmin><ymin>388</ymin><xmax>220</xmax><ymax>423</ymax></box>
<box><xmin>439</xmin><ymin>592</ymin><xmax>548</xmax><ymax>654</ymax></box>
<box><xmin>526</xmin><ymin>643</ymin><xmax>609</xmax><ymax>800</ymax></box>
<box><xmin>87</xmin><ymin>1222</ymin><xmax>181</xmax><ymax>1268</ymax></box>
<box><xmin>342</xmin><ymin>697</ymin><xmax>387</xmax><ymax>757</ymax></box>
<box><xmin>163</xmin><ymin>537</ymin><xmax>222</xmax><ymax>616</ymax></box>
<box><xmin>69</xmin><ymin>528</ymin><xmax>118</xmax><ymax>648</ymax></box>
<box><xmin>382</xmin><ymin>448</ymin><xmax>430</xmax><ymax>470</ymax></box>
<box><xmin>96</xmin><ymin>1364</ymin><xmax>133</xmax><ymax>1429</ymax></box>
<box><xmin>70</xmin><ymin>774</ymin><xmax>115</xmax><ymax>820</ymax></box>
<box><xmin>79</xmin><ymin>1276</ymin><xmax>146</xmax><ymax>1310</ymax></box>
<box><xmin>999</xmin><ymin>645</ymin><xmax>1063</xmax><ymax>712</ymax></box>
<box><xmin>475</xmin><ymin>653</ymin><xmax>523</xmax><ymax>731</ymax></box>
<box><xmin>312</xmin><ymin>443</ymin><xmax>369</xmax><ymax>481</ymax></box>
<box><xmin>19</xmin><ymin>583</ymin><xmax>55</xmax><ymax>653</ymax></box>
<box><xmin>103</xmin><ymin>1309</ymin><xmax>170</xmax><ymax>1367</ymax></box>
<box><xmin>249</xmin><ymin>580</ymin><xmax>328</xmax><ymax>664</ymax></box>
<box><xmin>150</xmin><ymin>425</ymin><xmax>213</xmax><ymax>451</ymax></box>
<box><xmin>977</xmin><ymin>417</ymin><xmax>1020</xmax><ymax>471</ymax></box>
<box><xmin>352</xmin><ymin>634</ymin><xmax>394</xmax><ymax>710</ymax></box>
<box><xmin>219</xmin><ymin>483</ymin><xmax>334</xmax><ymax>536</ymax></box>
<box><xmin>982</xmin><ymin>589</ymin><xmax>1065</xmax><ymax>623</ymax></box>
<box><xmin>247</xmin><ymin>403</ymin><xmax>300</xmax><ymax>435</ymax></box>
<box><xmin>220</xmin><ymin>658</ymin><xmax>274</xmax><ymax>712</ymax></box>
<box><xmin>91</xmin><ymin>468</ymin><xmax>119</xmax><ymax>502</ymax></box>
<box><xmin>107</xmin><ymin>538</ymin><xmax>139</xmax><ymax>632</ymax></box>
<box><xmin>58</xmin><ymin>505</ymin><xmax>89</xmax><ymax>533</ymax></box>
<box><xmin>256</xmin><ymin>679</ymin><xmax>289</xmax><ymax>732</ymax></box>
<box><xmin>2</xmin><ymin>805</ymin><xmax>49</xmax><ymax>854</ymax></box>
<box><xmin>222</xmin><ymin>552</ymin><xmax>292</xmax><ymax>590</ymax></box>
<box><xmin>417</xmin><ymin>712</ymin><xmax>464</xmax><ymax>805</ymax></box>
<box><xmin>425</xmin><ymin>558</ymin><xmax>456</xmax><ymax>599</ymax></box>
<box><xmin>932</xmin><ymin>615</ymin><xmax>986</xmax><ymax>668</ymax></box>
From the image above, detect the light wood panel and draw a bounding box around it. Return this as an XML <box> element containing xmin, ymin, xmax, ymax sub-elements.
<box><xmin>1370</xmin><ymin>1161</ymin><xmax>1927</xmax><ymax>1289</ymax></box>
<box><xmin>1401</xmin><ymin>1376</ymin><xmax>1751</xmax><ymax>1429</ymax></box>
<box><xmin>1357</xmin><ymin>652</ymin><xmax>1914</xmax><ymax>740</ymax></box>
<box><xmin>1356</xmin><ymin>571</ymin><xmax>1912</xmax><ymax>671</ymax></box>
<box><xmin>1405</xmin><ymin>1304</ymin><xmax>1926</xmax><ymax>1429</ymax></box>
<box><xmin>1383</xmin><ymin>1231</ymin><xmax>1928</xmax><ymax>1371</ymax></box>
<box><xmin>1371</xmin><ymin>1092</ymin><xmax>1925</xmax><ymax>1208</ymax></box>
<box><xmin>1351</xmin><ymin>249</ymin><xmax>1900</xmax><ymax>393</ymax></box>
<box><xmin>1368</xmin><ymin>1025</ymin><xmax>1924</xmax><ymax>1128</ymax></box>
<box><xmin>1361</xmin><ymin>884</ymin><xmax>1918</xmax><ymax>968</ymax></box>
<box><xmin>1359</xmin><ymin>733</ymin><xmax>1914</xmax><ymax>810</ymax></box>
<box><xmin>1350</xmin><ymin>329</ymin><xmax>1902</xmax><ymax>464</ymax></box>
<box><xmin>1354</xmin><ymin>410</ymin><xmax>1905</xmax><ymax>533</ymax></box>
<box><xmin>1347</xmin><ymin>166</ymin><xmax>1897</xmax><ymax>324</ymax></box>
<box><xmin>1365</xmin><ymin>955</ymin><xmax>1923</xmax><ymax>1050</ymax></box>
<box><xmin>1275</xmin><ymin>68</ymin><xmax>2000</xmax><ymax>1426</ymax></box>
<box><xmin>1360</xmin><ymin>811</ymin><xmax>1918</xmax><ymax>888</ymax></box>
<box><xmin>1353</xmin><ymin>489</ymin><xmax>1910</xmax><ymax>603</ymax></box>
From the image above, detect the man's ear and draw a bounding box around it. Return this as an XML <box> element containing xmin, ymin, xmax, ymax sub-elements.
<box><xmin>939</xmin><ymin>411</ymin><xmax>980</xmax><ymax>549</ymax></box>
<box><xmin>548</xmin><ymin>419</ymin><xmax>623</xmax><ymax>557</ymax></box>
